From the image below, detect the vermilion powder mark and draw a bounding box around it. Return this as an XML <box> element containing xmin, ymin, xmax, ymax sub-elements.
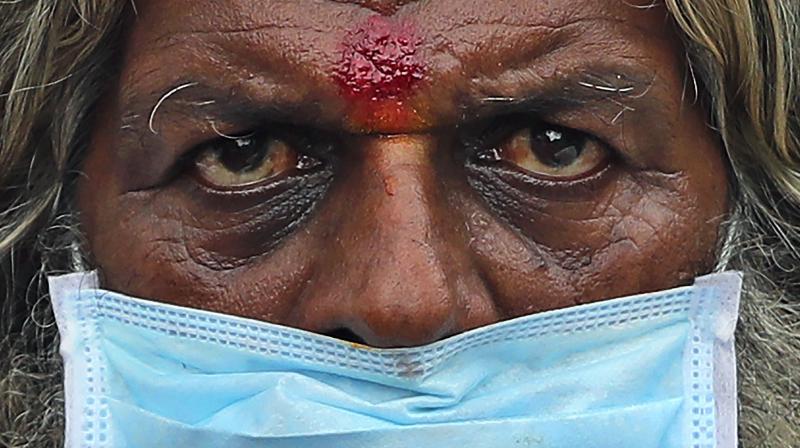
<box><xmin>333</xmin><ymin>16</ymin><xmax>426</xmax><ymax>131</ymax></box>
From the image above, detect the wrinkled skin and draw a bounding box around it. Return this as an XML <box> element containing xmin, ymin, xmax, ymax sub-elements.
<box><xmin>78</xmin><ymin>0</ymin><xmax>729</xmax><ymax>348</ymax></box>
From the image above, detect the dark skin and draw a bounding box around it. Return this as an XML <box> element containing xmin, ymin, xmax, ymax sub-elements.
<box><xmin>78</xmin><ymin>0</ymin><xmax>729</xmax><ymax>348</ymax></box>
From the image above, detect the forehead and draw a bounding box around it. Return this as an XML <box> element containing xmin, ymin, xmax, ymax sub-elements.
<box><xmin>128</xmin><ymin>0</ymin><xmax>673</xmax><ymax>60</ymax></box>
<box><xmin>120</xmin><ymin>0</ymin><xmax>680</xmax><ymax>133</ymax></box>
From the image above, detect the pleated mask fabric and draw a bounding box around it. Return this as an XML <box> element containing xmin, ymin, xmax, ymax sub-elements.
<box><xmin>49</xmin><ymin>271</ymin><xmax>741</xmax><ymax>448</ymax></box>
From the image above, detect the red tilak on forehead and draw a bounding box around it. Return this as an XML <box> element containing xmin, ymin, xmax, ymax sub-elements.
<box><xmin>333</xmin><ymin>16</ymin><xmax>427</xmax><ymax>131</ymax></box>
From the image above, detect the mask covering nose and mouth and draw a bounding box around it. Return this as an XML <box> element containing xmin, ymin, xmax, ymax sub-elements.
<box><xmin>49</xmin><ymin>271</ymin><xmax>741</xmax><ymax>448</ymax></box>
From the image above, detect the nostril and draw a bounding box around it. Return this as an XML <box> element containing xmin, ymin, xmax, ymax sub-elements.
<box><xmin>324</xmin><ymin>328</ymin><xmax>368</xmax><ymax>345</ymax></box>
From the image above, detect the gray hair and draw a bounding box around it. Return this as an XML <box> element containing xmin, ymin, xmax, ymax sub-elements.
<box><xmin>666</xmin><ymin>1</ymin><xmax>800</xmax><ymax>443</ymax></box>
<box><xmin>1</xmin><ymin>1</ymin><xmax>798</xmax><ymax>446</ymax></box>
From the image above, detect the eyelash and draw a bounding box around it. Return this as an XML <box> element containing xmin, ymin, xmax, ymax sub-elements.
<box><xmin>184</xmin><ymin>124</ymin><xmax>336</xmax><ymax>164</ymax></box>
<box><xmin>178</xmin><ymin>113</ymin><xmax>615</xmax><ymax>190</ymax></box>
<box><xmin>461</xmin><ymin>114</ymin><xmax>614</xmax><ymax>161</ymax></box>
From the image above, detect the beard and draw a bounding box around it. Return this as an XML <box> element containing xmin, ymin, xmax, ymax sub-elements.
<box><xmin>0</xmin><ymin>322</ymin><xmax>63</xmax><ymax>447</ymax></box>
<box><xmin>736</xmin><ymin>286</ymin><xmax>800</xmax><ymax>445</ymax></box>
<box><xmin>1</xmin><ymin>218</ymin><xmax>798</xmax><ymax>448</ymax></box>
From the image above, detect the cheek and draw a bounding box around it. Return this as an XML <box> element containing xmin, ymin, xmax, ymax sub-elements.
<box><xmin>464</xmin><ymin>162</ymin><xmax>728</xmax><ymax>315</ymax></box>
<box><xmin>175</xmin><ymin>173</ymin><xmax>333</xmax><ymax>267</ymax></box>
<box><xmin>82</xmin><ymin>194</ymin><xmax>318</xmax><ymax>322</ymax></box>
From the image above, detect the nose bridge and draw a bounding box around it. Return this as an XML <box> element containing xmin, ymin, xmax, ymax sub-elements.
<box><xmin>295</xmin><ymin>134</ymin><xmax>498</xmax><ymax>348</ymax></box>
<box><xmin>345</xmin><ymin>135</ymin><xmax>459</xmax><ymax>346</ymax></box>
<box><xmin>354</xmin><ymin>136</ymin><xmax>449</xmax><ymax>263</ymax></box>
<box><xmin>359</xmin><ymin>135</ymin><xmax>439</xmax><ymax>229</ymax></box>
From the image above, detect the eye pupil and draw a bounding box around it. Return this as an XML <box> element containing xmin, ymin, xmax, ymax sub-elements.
<box><xmin>216</xmin><ymin>137</ymin><xmax>268</xmax><ymax>173</ymax></box>
<box><xmin>532</xmin><ymin>128</ymin><xmax>586</xmax><ymax>168</ymax></box>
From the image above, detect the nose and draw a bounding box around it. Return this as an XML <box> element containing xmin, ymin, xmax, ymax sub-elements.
<box><xmin>293</xmin><ymin>135</ymin><xmax>499</xmax><ymax>347</ymax></box>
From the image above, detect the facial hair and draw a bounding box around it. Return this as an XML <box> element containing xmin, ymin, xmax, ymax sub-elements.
<box><xmin>0</xmin><ymin>298</ymin><xmax>64</xmax><ymax>447</ymax></box>
<box><xmin>1</xmin><ymin>240</ymin><xmax>798</xmax><ymax>447</ymax></box>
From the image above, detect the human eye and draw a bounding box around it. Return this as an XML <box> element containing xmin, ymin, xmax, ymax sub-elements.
<box><xmin>471</xmin><ymin>119</ymin><xmax>610</xmax><ymax>182</ymax></box>
<box><xmin>191</xmin><ymin>128</ymin><xmax>325</xmax><ymax>191</ymax></box>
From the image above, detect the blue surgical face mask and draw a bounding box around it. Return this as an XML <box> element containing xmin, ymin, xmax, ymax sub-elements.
<box><xmin>49</xmin><ymin>271</ymin><xmax>741</xmax><ymax>448</ymax></box>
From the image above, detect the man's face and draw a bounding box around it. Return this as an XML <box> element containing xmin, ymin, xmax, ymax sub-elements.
<box><xmin>78</xmin><ymin>0</ymin><xmax>728</xmax><ymax>347</ymax></box>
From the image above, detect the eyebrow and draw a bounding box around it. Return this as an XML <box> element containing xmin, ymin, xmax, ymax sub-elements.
<box><xmin>121</xmin><ymin>81</ymin><xmax>308</xmax><ymax>138</ymax></box>
<box><xmin>454</xmin><ymin>65</ymin><xmax>657</xmax><ymax>126</ymax></box>
<box><xmin>123</xmin><ymin>63</ymin><xmax>657</xmax><ymax>140</ymax></box>
<box><xmin>119</xmin><ymin>2</ymin><xmax>672</xmax><ymax>136</ymax></box>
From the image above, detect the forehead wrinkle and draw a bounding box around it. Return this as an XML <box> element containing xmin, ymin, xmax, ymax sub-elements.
<box><xmin>412</xmin><ymin>0</ymin><xmax>674</xmax><ymax>60</ymax></box>
<box><xmin>417</xmin><ymin>17</ymin><xmax>653</xmax><ymax>109</ymax></box>
<box><xmin>129</xmin><ymin>0</ymin><xmax>349</xmax><ymax>49</ymax></box>
<box><xmin>118</xmin><ymin>31</ymin><xmax>320</xmax><ymax>117</ymax></box>
<box><xmin>440</xmin><ymin>11</ymin><xmax>674</xmax><ymax>88</ymax></box>
<box><xmin>118</xmin><ymin>0</ymin><xmax>679</xmax><ymax>136</ymax></box>
<box><xmin>328</xmin><ymin>0</ymin><xmax>421</xmax><ymax>15</ymax></box>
